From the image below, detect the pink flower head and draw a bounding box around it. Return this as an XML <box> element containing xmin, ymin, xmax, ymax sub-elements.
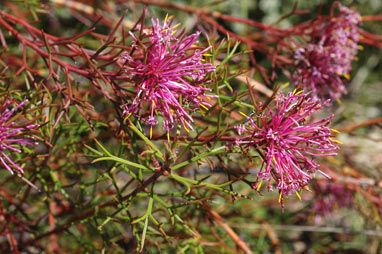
<box><xmin>0</xmin><ymin>99</ymin><xmax>37</xmax><ymax>174</ymax></box>
<box><xmin>121</xmin><ymin>16</ymin><xmax>216</xmax><ymax>134</ymax></box>
<box><xmin>236</xmin><ymin>92</ymin><xmax>339</xmax><ymax>201</ymax></box>
<box><xmin>294</xmin><ymin>6</ymin><xmax>361</xmax><ymax>100</ymax></box>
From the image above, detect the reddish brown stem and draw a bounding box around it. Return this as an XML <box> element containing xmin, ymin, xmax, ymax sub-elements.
<box><xmin>337</xmin><ymin>117</ymin><xmax>382</xmax><ymax>133</ymax></box>
<box><xmin>202</xmin><ymin>202</ymin><xmax>253</xmax><ymax>254</ymax></box>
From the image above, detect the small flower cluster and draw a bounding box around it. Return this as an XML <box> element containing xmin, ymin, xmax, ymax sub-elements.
<box><xmin>312</xmin><ymin>181</ymin><xmax>353</xmax><ymax>223</ymax></box>
<box><xmin>293</xmin><ymin>6</ymin><xmax>361</xmax><ymax>100</ymax></box>
<box><xmin>0</xmin><ymin>99</ymin><xmax>37</xmax><ymax>174</ymax></box>
<box><xmin>235</xmin><ymin>92</ymin><xmax>339</xmax><ymax>202</ymax></box>
<box><xmin>121</xmin><ymin>16</ymin><xmax>215</xmax><ymax>135</ymax></box>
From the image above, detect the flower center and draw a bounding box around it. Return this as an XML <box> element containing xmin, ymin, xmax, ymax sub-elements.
<box><xmin>266</xmin><ymin>129</ymin><xmax>280</xmax><ymax>143</ymax></box>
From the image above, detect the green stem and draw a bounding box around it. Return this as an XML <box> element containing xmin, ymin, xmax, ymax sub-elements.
<box><xmin>129</xmin><ymin>122</ymin><xmax>165</xmax><ymax>162</ymax></box>
<box><xmin>171</xmin><ymin>146</ymin><xmax>226</xmax><ymax>171</ymax></box>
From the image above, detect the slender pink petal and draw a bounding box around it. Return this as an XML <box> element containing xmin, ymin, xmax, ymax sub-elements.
<box><xmin>0</xmin><ymin>99</ymin><xmax>37</xmax><ymax>174</ymax></box>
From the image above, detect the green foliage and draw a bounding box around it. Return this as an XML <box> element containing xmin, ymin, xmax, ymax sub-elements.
<box><xmin>0</xmin><ymin>0</ymin><xmax>381</xmax><ymax>253</ymax></box>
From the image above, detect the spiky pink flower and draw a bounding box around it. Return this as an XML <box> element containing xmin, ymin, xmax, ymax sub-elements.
<box><xmin>236</xmin><ymin>92</ymin><xmax>339</xmax><ymax>200</ymax></box>
<box><xmin>293</xmin><ymin>6</ymin><xmax>361</xmax><ymax>100</ymax></box>
<box><xmin>0</xmin><ymin>99</ymin><xmax>37</xmax><ymax>174</ymax></box>
<box><xmin>121</xmin><ymin>17</ymin><xmax>215</xmax><ymax>134</ymax></box>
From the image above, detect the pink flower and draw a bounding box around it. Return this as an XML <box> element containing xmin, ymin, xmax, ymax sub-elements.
<box><xmin>0</xmin><ymin>99</ymin><xmax>37</xmax><ymax>174</ymax></box>
<box><xmin>312</xmin><ymin>181</ymin><xmax>353</xmax><ymax>223</ymax></box>
<box><xmin>294</xmin><ymin>6</ymin><xmax>361</xmax><ymax>100</ymax></box>
<box><xmin>121</xmin><ymin>17</ymin><xmax>215</xmax><ymax>134</ymax></box>
<box><xmin>236</xmin><ymin>92</ymin><xmax>339</xmax><ymax>201</ymax></box>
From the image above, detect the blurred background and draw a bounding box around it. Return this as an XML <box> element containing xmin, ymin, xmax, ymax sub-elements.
<box><xmin>0</xmin><ymin>0</ymin><xmax>381</xmax><ymax>253</ymax></box>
